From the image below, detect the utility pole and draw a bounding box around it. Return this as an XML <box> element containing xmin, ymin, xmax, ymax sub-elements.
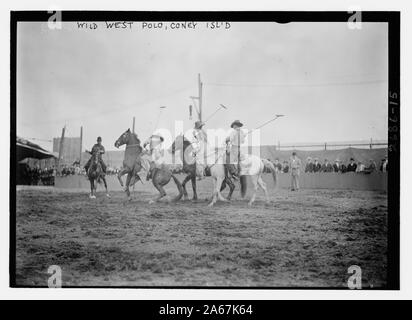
<box><xmin>132</xmin><ymin>117</ymin><xmax>136</xmax><ymax>133</ymax></box>
<box><xmin>57</xmin><ymin>126</ymin><xmax>66</xmax><ymax>174</ymax></box>
<box><xmin>198</xmin><ymin>73</ymin><xmax>203</xmax><ymax>122</ymax></box>
<box><xmin>79</xmin><ymin>126</ymin><xmax>83</xmax><ymax>165</ymax></box>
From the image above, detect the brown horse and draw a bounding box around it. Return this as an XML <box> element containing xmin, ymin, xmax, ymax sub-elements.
<box><xmin>114</xmin><ymin>129</ymin><xmax>146</xmax><ymax>199</ymax></box>
<box><xmin>87</xmin><ymin>149</ymin><xmax>110</xmax><ymax>199</ymax></box>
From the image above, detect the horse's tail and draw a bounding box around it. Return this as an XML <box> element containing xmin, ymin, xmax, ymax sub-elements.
<box><xmin>262</xmin><ymin>159</ymin><xmax>277</xmax><ymax>187</ymax></box>
<box><xmin>171</xmin><ymin>174</ymin><xmax>183</xmax><ymax>201</ymax></box>
<box><xmin>240</xmin><ymin>175</ymin><xmax>248</xmax><ymax>198</ymax></box>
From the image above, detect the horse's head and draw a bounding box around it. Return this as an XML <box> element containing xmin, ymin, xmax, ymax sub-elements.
<box><xmin>115</xmin><ymin>129</ymin><xmax>135</xmax><ymax>148</ymax></box>
<box><xmin>89</xmin><ymin>149</ymin><xmax>100</xmax><ymax>171</ymax></box>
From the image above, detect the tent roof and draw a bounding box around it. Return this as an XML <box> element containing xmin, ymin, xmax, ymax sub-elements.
<box><xmin>16</xmin><ymin>136</ymin><xmax>56</xmax><ymax>162</ymax></box>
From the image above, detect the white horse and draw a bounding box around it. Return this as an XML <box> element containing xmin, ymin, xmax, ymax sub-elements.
<box><xmin>207</xmin><ymin>151</ymin><xmax>277</xmax><ymax>206</ymax></box>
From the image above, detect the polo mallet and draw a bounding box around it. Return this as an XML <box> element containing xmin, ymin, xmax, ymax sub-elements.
<box><xmin>246</xmin><ymin>114</ymin><xmax>285</xmax><ymax>136</ymax></box>
<box><xmin>203</xmin><ymin>104</ymin><xmax>228</xmax><ymax>124</ymax></box>
<box><xmin>153</xmin><ymin>106</ymin><xmax>167</xmax><ymax>133</ymax></box>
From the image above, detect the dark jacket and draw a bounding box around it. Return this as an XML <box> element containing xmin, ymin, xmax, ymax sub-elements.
<box><xmin>347</xmin><ymin>163</ymin><xmax>357</xmax><ymax>172</ymax></box>
<box><xmin>305</xmin><ymin>163</ymin><xmax>314</xmax><ymax>173</ymax></box>
<box><xmin>321</xmin><ymin>163</ymin><xmax>333</xmax><ymax>172</ymax></box>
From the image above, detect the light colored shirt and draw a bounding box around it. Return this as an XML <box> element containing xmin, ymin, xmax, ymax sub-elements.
<box><xmin>151</xmin><ymin>144</ymin><xmax>165</xmax><ymax>166</ymax></box>
<box><xmin>290</xmin><ymin>157</ymin><xmax>301</xmax><ymax>169</ymax></box>
<box><xmin>226</xmin><ymin>128</ymin><xmax>246</xmax><ymax>146</ymax></box>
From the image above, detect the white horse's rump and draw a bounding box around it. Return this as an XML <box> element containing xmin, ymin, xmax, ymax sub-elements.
<box><xmin>240</xmin><ymin>158</ymin><xmax>277</xmax><ymax>206</ymax></box>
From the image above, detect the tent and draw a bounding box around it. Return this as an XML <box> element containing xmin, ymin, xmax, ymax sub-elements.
<box><xmin>16</xmin><ymin>136</ymin><xmax>56</xmax><ymax>162</ymax></box>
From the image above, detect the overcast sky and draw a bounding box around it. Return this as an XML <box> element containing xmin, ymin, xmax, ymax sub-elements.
<box><xmin>17</xmin><ymin>21</ymin><xmax>388</xmax><ymax>151</ymax></box>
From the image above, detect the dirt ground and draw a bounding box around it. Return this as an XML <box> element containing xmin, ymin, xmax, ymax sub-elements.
<box><xmin>14</xmin><ymin>176</ymin><xmax>388</xmax><ymax>288</ymax></box>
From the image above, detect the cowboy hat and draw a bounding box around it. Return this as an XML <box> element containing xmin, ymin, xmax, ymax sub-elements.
<box><xmin>97</xmin><ymin>136</ymin><xmax>102</xmax><ymax>141</ymax></box>
<box><xmin>151</xmin><ymin>134</ymin><xmax>164</xmax><ymax>142</ymax></box>
<box><xmin>230</xmin><ymin>120</ymin><xmax>243</xmax><ymax>128</ymax></box>
<box><xmin>194</xmin><ymin>121</ymin><xmax>205</xmax><ymax>129</ymax></box>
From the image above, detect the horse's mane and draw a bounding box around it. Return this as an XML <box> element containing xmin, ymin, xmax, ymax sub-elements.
<box><xmin>130</xmin><ymin>132</ymin><xmax>140</xmax><ymax>144</ymax></box>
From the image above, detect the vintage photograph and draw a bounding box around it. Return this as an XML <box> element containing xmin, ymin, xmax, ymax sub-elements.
<box><xmin>11</xmin><ymin>12</ymin><xmax>398</xmax><ymax>288</ymax></box>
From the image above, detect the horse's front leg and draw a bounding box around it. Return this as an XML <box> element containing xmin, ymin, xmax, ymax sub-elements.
<box><xmin>102</xmin><ymin>176</ymin><xmax>110</xmax><ymax>198</ymax></box>
<box><xmin>125</xmin><ymin>173</ymin><xmax>132</xmax><ymax>200</ymax></box>
<box><xmin>225</xmin><ymin>176</ymin><xmax>235</xmax><ymax>201</ymax></box>
<box><xmin>149</xmin><ymin>180</ymin><xmax>167</xmax><ymax>204</ymax></box>
<box><xmin>248</xmin><ymin>176</ymin><xmax>259</xmax><ymax>206</ymax></box>
<box><xmin>117</xmin><ymin>168</ymin><xmax>128</xmax><ymax>188</ymax></box>
<box><xmin>181</xmin><ymin>174</ymin><xmax>191</xmax><ymax>200</ymax></box>
<box><xmin>89</xmin><ymin>179</ymin><xmax>96</xmax><ymax>199</ymax></box>
<box><xmin>217</xmin><ymin>176</ymin><xmax>227</xmax><ymax>202</ymax></box>
<box><xmin>208</xmin><ymin>178</ymin><xmax>218</xmax><ymax>207</ymax></box>
<box><xmin>191</xmin><ymin>175</ymin><xmax>198</xmax><ymax>200</ymax></box>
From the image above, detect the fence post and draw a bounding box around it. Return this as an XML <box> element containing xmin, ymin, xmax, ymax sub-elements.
<box><xmin>324</xmin><ymin>142</ymin><xmax>327</xmax><ymax>150</ymax></box>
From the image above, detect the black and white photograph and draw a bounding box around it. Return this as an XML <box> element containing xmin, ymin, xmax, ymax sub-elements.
<box><xmin>10</xmin><ymin>11</ymin><xmax>400</xmax><ymax>290</ymax></box>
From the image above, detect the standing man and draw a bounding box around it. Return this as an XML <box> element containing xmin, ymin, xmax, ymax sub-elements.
<box><xmin>290</xmin><ymin>152</ymin><xmax>302</xmax><ymax>191</ymax></box>
<box><xmin>84</xmin><ymin>136</ymin><xmax>106</xmax><ymax>174</ymax></box>
<box><xmin>225</xmin><ymin>120</ymin><xmax>246</xmax><ymax>179</ymax></box>
<box><xmin>190</xmin><ymin>121</ymin><xmax>208</xmax><ymax>180</ymax></box>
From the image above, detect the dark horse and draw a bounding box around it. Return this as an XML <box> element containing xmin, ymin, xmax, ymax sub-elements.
<box><xmin>114</xmin><ymin>129</ymin><xmax>145</xmax><ymax>199</ymax></box>
<box><xmin>170</xmin><ymin>134</ymin><xmax>235</xmax><ymax>201</ymax></box>
<box><xmin>87</xmin><ymin>149</ymin><xmax>110</xmax><ymax>199</ymax></box>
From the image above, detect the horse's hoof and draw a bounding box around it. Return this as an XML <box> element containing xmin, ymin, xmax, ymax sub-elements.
<box><xmin>183</xmin><ymin>195</ymin><xmax>189</xmax><ymax>201</ymax></box>
<box><xmin>89</xmin><ymin>195</ymin><xmax>96</xmax><ymax>199</ymax></box>
<box><xmin>192</xmin><ymin>197</ymin><xmax>198</xmax><ymax>201</ymax></box>
<box><xmin>207</xmin><ymin>202</ymin><xmax>214</xmax><ymax>207</ymax></box>
<box><xmin>248</xmin><ymin>202</ymin><xmax>253</xmax><ymax>207</ymax></box>
<box><xmin>106</xmin><ymin>194</ymin><xmax>111</xmax><ymax>198</ymax></box>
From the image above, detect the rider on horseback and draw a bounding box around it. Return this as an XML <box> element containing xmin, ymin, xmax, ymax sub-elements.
<box><xmin>143</xmin><ymin>134</ymin><xmax>165</xmax><ymax>181</ymax></box>
<box><xmin>190</xmin><ymin>121</ymin><xmax>207</xmax><ymax>180</ymax></box>
<box><xmin>225</xmin><ymin>120</ymin><xmax>246</xmax><ymax>180</ymax></box>
<box><xmin>84</xmin><ymin>136</ymin><xmax>107</xmax><ymax>174</ymax></box>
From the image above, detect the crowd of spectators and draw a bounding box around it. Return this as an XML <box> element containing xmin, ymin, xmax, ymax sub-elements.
<box><xmin>17</xmin><ymin>164</ymin><xmax>55</xmax><ymax>186</ymax></box>
<box><xmin>58</xmin><ymin>164</ymin><xmax>122</xmax><ymax>176</ymax></box>
<box><xmin>266</xmin><ymin>156</ymin><xmax>388</xmax><ymax>174</ymax></box>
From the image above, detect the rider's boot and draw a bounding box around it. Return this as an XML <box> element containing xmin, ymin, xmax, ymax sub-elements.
<box><xmin>146</xmin><ymin>162</ymin><xmax>155</xmax><ymax>181</ymax></box>
<box><xmin>229</xmin><ymin>164</ymin><xmax>239</xmax><ymax>180</ymax></box>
